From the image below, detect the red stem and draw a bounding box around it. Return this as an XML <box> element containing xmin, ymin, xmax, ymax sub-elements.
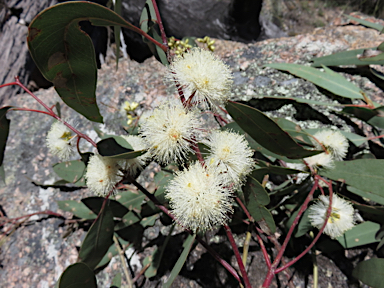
<box><xmin>276</xmin><ymin>178</ymin><xmax>333</xmax><ymax>273</ymax></box>
<box><xmin>3</xmin><ymin>78</ymin><xmax>97</xmax><ymax>147</ymax></box>
<box><xmin>224</xmin><ymin>224</ymin><xmax>252</xmax><ymax>288</ymax></box>
<box><xmin>150</xmin><ymin>0</ymin><xmax>168</xmax><ymax>46</ymax></box>
<box><xmin>262</xmin><ymin>180</ymin><xmax>319</xmax><ymax>287</ymax></box>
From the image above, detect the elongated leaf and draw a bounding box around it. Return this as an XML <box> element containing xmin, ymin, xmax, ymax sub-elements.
<box><xmin>226</xmin><ymin>101</ymin><xmax>320</xmax><ymax>159</ymax></box>
<box><xmin>140</xmin><ymin>0</ymin><xmax>168</xmax><ymax>65</ymax></box>
<box><xmin>115</xmin><ymin>190</ymin><xmax>145</xmax><ymax>211</ymax></box>
<box><xmin>140</xmin><ymin>214</ymin><xmax>158</xmax><ymax>227</ymax></box>
<box><xmin>320</xmin><ymin>160</ymin><xmax>384</xmax><ymax>203</ymax></box>
<box><xmin>353</xmin><ymin>258</ymin><xmax>384</xmax><ymax>288</ymax></box>
<box><xmin>27</xmin><ymin>2</ymin><xmax>141</xmax><ymax>122</ymax></box>
<box><xmin>0</xmin><ymin>107</ymin><xmax>11</xmax><ymax>182</ymax></box>
<box><xmin>97</xmin><ymin>137</ymin><xmax>145</xmax><ymax>159</ymax></box>
<box><xmin>78</xmin><ymin>206</ymin><xmax>114</xmax><ymax>270</ymax></box>
<box><xmin>82</xmin><ymin>197</ymin><xmax>129</xmax><ymax>218</ymax></box>
<box><xmin>110</xmin><ymin>272</ymin><xmax>121</xmax><ymax>288</ymax></box>
<box><xmin>163</xmin><ymin>234</ymin><xmax>196</xmax><ymax>288</ymax></box>
<box><xmin>243</xmin><ymin>173</ymin><xmax>275</xmax><ymax>234</ymax></box>
<box><xmin>347</xmin><ymin>15</ymin><xmax>384</xmax><ymax>31</ymax></box>
<box><xmin>295</xmin><ymin>209</ymin><xmax>312</xmax><ymax>238</ymax></box>
<box><xmin>337</xmin><ymin>221</ymin><xmax>380</xmax><ymax>248</ymax></box>
<box><xmin>274</xmin><ymin>118</ymin><xmax>313</xmax><ymax>145</ymax></box>
<box><xmin>266</xmin><ymin>63</ymin><xmax>364</xmax><ymax>100</ymax></box>
<box><xmin>96</xmin><ymin>238</ymin><xmax>131</xmax><ymax>269</ymax></box>
<box><xmin>312</xmin><ymin>47</ymin><xmax>384</xmax><ymax>67</ymax></box>
<box><xmin>58</xmin><ymin>262</ymin><xmax>97</xmax><ymax>288</ymax></box>
<box><xmin>53</xmin><ymin>160</ymin><xmax>86</xmax><ymax>183</ymax></box>
<box><xmin>114</xmin><ymin>211</ymin><xmax>141</xmax><ymax>230</ymax></box>
<box><xmin>348</xmin><ymin>186</ymin><xmax>384</xmax><ymax>206</ymax></box>
<box><xmin>57</xmin><ymin>200</ymin><xmax>97</xmax><ymax>219</ymax></box>
<box><xmin>223</xmin><ymin>122</ymin><xmax>301</xmax><ymax>163</ymax></box>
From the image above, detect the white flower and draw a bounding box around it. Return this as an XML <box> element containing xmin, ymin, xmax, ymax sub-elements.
<box><xmin>308</xmin><ymin>194</ymin><xmax>355</xmax><ymax>239</ymax></box>
<box><xmin>85</xmin><ymin>154</ymin><xmax>122</xmax><ymax>196</ymax></box>
<box><xmin>139</xmin><ymin>98</ymin><xmax>201</xmax><ymax>164</ymax></box>
<box><xmin>304</xmin><ymin>152</ymin><xmax>334</xmax><ymax>170</ymax></box>
<box><xmin>46</xmin><ymin>121</ymin><xmax>75</xmax><ymax>161</ymax></box>
<box><xmin>312</xmin><ymin>130</ymin><xmax>348</xmax><ymax>161</ymax></box>
<box><xmin>204</xmin><ymin>130</ymin><xmax>254</xmax><ymax>184</ymax></box>
<box><xmin>167</xmin><ymin>47</ymin><xmax>233</xmax><ymax>109</ymax></box>
<box><xmin>119</xmin><ymin>135</ymin><xmax>150</xmax><ymax>175</ymax></box>
<box><xmin>165</xmin><ymin>162</ymin><xmax>233</xmax><ymax>233</ymax></box>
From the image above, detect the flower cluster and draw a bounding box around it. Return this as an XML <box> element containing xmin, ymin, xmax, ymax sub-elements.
<box><xmin>167</xmin><ymin>47</ymin><xmax>233</xmax><ymax>109</ymax></box>
<box><xmin>308</xmin><ymin>194</ymin><xmax>355</xmax><ymax>239</ymax></box>
<box><xmin>304</xmin><ymin>129</ymin><xmax>348</xmax><ymax>170</ymax></box>
<box><xmin>46</xmin><ymin>121</ymin><xmax>76</xmax><ymax>161</ymax></box>
<box><xmin>165</xmin><ymin>162</ymin><xmax>234</xmax><ymax>233</ymax></box>
<box><xmin>139</xmin><ymin>98</ymin><xmax>201</xmax><ymax>164</ymax></box>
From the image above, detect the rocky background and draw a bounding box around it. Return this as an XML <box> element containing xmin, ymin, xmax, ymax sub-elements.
<box><xmin>1</xmin><ymin>0</ymin><xmax>384</xmax><ymax>287</ymax></box>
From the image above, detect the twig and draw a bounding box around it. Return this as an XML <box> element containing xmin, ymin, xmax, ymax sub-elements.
<box><xmin>113</xmin><ymin>235</ymin><xmax>133</xmax><ymax>288</ymax></box>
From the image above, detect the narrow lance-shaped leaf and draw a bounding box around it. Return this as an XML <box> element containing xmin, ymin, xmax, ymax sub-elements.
<box><xmin>337</xmin><ymin>221</ymin><xmax>380</xmax><ymax>249</ymax></box>
<box><xmin>243</xmin><ymin>173</ymin><xmax>275</xmax><ymax>234</ymax></box>
<box><xmin>163</xmin><ymin>234</ymin><xmax>196</xmax><ymax>288</ymax></box>
<box><xmin>97</xmin><ymin>137</ymin><xmax>146</xmax><ymax>159</ymax></box>
<box><xmin>311</xmin><ymin>47</ymin><xmax>384</xmax><ymax>67</ymax></box>
<box><xmin>78</xmin><ymin>206</ymin><xmax>114</xmax><ymax>270</ymax></box>
<box><xmin>265</xmin><ymin>63</ymin><xmax>365</xmax><ymax>100</ymax></box>
<box><xmin>347</xmin><ymin>15</ymin><xmax>384</xmax><ymax>31</ymax></box>
<box><xmin>226</xmin><ymin>101</ymin><xmax>320</xmax><ymax>159</ymax></box>
<box><xmin>321</xmin><ymin>159</ymin><xmax>384</xmax><ymax>204</ymax></box>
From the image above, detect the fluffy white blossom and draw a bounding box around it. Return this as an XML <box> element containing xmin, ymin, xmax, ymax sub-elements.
<box><xmin>204</xmin><ymin>130</ymin><xmax>254</xmax><ymax>184</ymax></box>
<box><xmin>139</xmin><ymin>98</ymin><xmax>201</xmax><ymax>164</ymax></box>
<box><xmin>165</xmin><ymin>162</ymin><xmax>234</xmax><ymax>233</ymax></box>
<box><xmin>304</xmin><ymin>152</ymin><xmax>334</xmax><ymax>170</ymax></box>
<box><xmin>167</xmin><ymin>47</ymin><xmax>233</xmax><ymax>109</ymax></box>
<box><xmin>85</xmin><ymin>154</ymin><xmax>122</xmax><ymax>196</ymax></box>
<box><xmin>308</xmin><ymin>194</ymin><xmax>355</xmax><ymax>239</ymax></box>
<box><xmin>46</xmin><ymin>121</ymin><xmax>75</xmax><ymax>160</ymax></box>
<box><xmin>119</xmin><ymin>135</ymin><xmax>150</xmax><ymax>175</ymax></box>
<box><xmin>312</xmin><ymin>130</ymin><xmax>348</xmax><ymax>161</ymax></box>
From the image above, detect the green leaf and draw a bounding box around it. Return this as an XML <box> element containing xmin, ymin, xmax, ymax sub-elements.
<box><xmin>347</xmin><ymin>186</ymin><xmax>384</xmax><ymax>206</ymax></box>
<box><xmin>266</xmin><ymin>63</ymin><xmax>364</xmax><ymax>100</ymax></box>
<box><xmin>337</xmin><ymin>221</ymin><xmax>380</xmax><ymax>248</ymax></box>
<box><xmin>312</xmin><ymin>47</ymin><xmax>384</xmax><ymax>67</ymax></box>
<box><xmin>82</xmin><ymin>197</ymin><xmax>129</xmax><ymax>218</ymax></box>
<box><xmin>115</xmin><ymin>190</ymin><xmax>145</xmax><ymax>211</ymax></box>
<box><xmin>321</xmin><ymin>160</ymin><xmax>384</xmax><ymax>204</ymax></box>
<box><xmin>96</xmin><ymin>238</ymin><xmax>131</xmax><ymax>269</ymax></box>
<box><xmin>274</xmin><ymin>118</ymin><xmax>313</xmax><ymax>145</ymax></box>
<box><xmin>58</xmin><ymin>262</ymin><xmax>97</xmax><ymax>288</ymax></box>
<box><xmin>140</xmin><ymin>0</ymin><xmax>168</xmax><ymax>65</ymax></box>
<box><xmin>243</xmin><ymin>173</ymin><xmax>275</xmax><ymax>234</ymax></box>
<box><xmin>223</xmin><ymin>122</ymin><xmax>301</xmax><ymax>163</ymax></box>
<box><xmin>0</xmin><ymin>107</ymin><xmax>11</xmax><ymax>182</ymax></box>
<box><xmin>53</xmin><ymin>160</ymin><xmax>86</xmax><ymax>184</ymax></box>
<box><xmin>140</xmin><ymin>214</ymin><xmax>158</xmax><ymax>228</ymax></box>
<box><xmin>226</xmin><ymin>101</ymin><xmax>320</xmax><ymax>159</ymax></box>
<box><xmin>78</xmin><ymin>206</ymin><xmax>114</xmax><ymax>270</ymax></box>
<box><xmin>97</xmin><ymin>137</ymin><xmax>146</xmax><ymax>159</ymax></box>
<box><xmin>110</xmin><ymin>272</ymin><xmax>121</xmax><ymax>288</ymax></box>
<box><xmin>295</xmin><ymin>209</ymin><xmax>312</xmax><ymax>238</ymax></box>
<box><xmin>114</xmin><ymin>211</ymin><xmax>141</xmax><ymax>230</ymax></box>
<box><xmin>347</xmin><ymin>15</ymin><xmax>384</xmax><ymax>31</ymax></box>
<box><xmin>57</xmin><ymin>200</ymin><xmax>97</xmax><ymax>219</ymax></box>
<box><xmin>153</xmin><ymin>170</ymin><xmax>174</xmax><ymax>204</ymax></box>
<box><xmin>143</xmin><ymin>247</ymin><xmax>159</xmax><ymax>278</ymax></box>
<box><xmin>352</xmin><ymin>258</ymin><xmax>384</xmax><ymax>288</ymax></box>
<box><xmin>163</xmin><ymin>234</ymin><xmax>196</xmax><ymax>288</ymax></box>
